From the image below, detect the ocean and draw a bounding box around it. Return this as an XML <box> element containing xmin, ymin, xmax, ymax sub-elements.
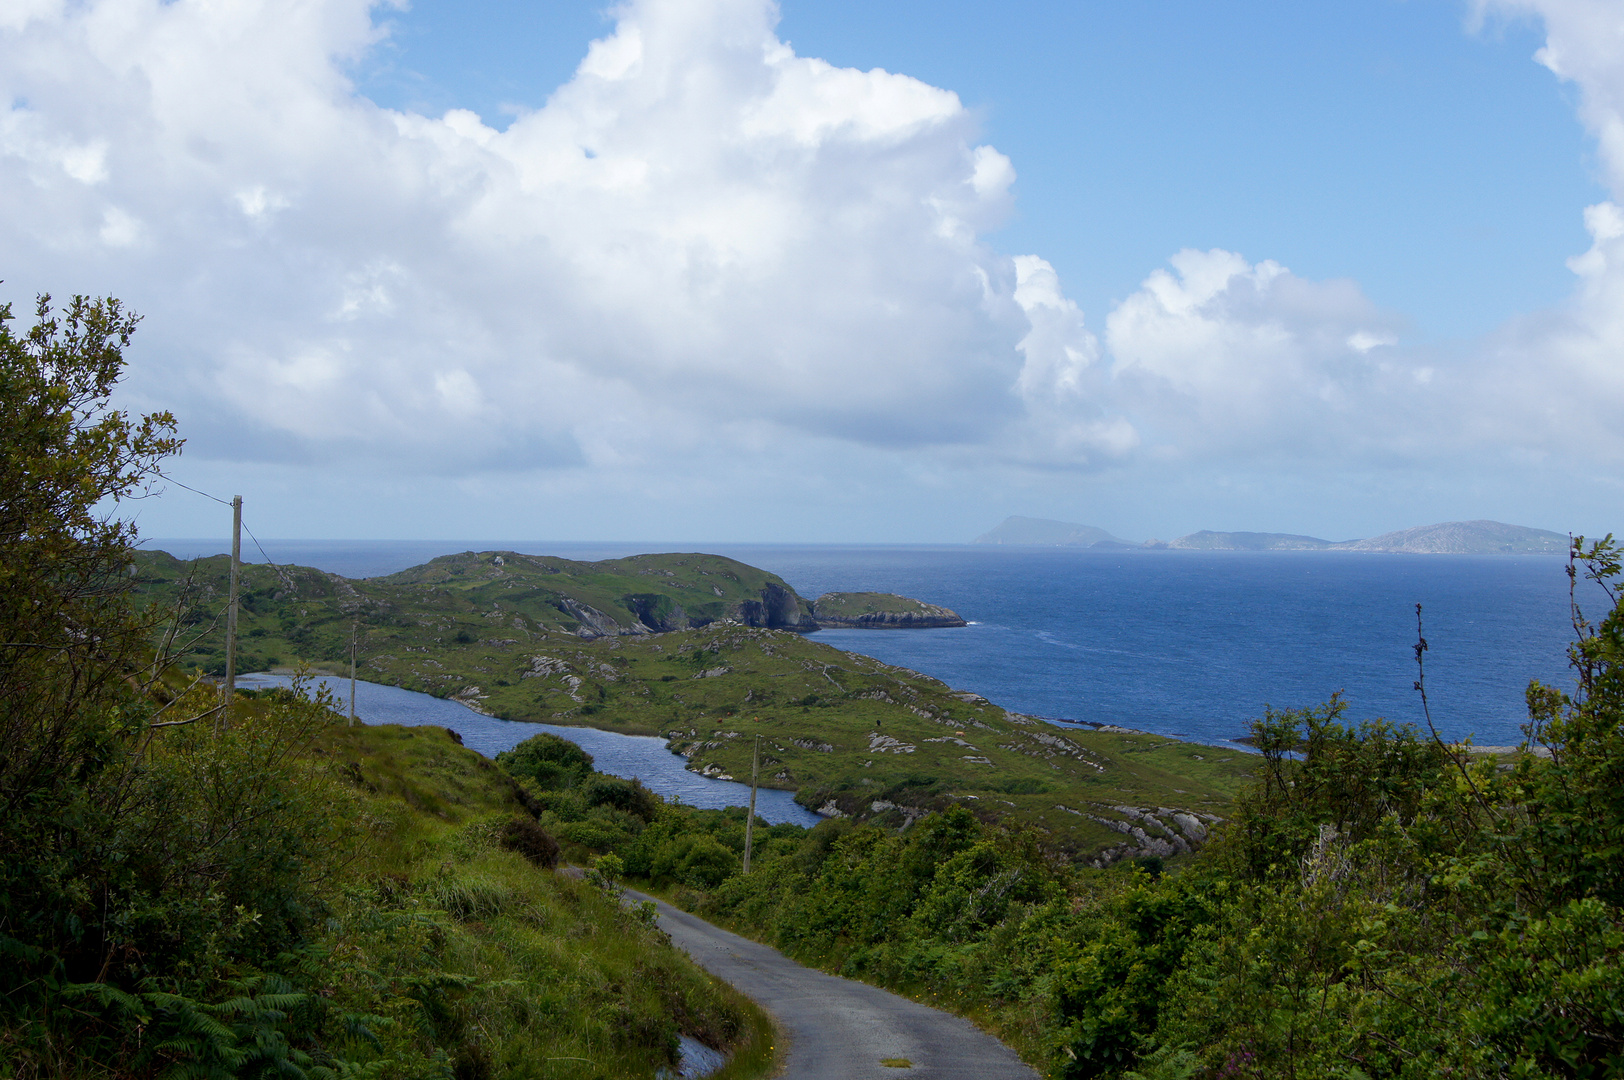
<box><xmin>149</xmin><ymin>539</ymin><xmax>1585</xmax><ymax>749</ymax></box>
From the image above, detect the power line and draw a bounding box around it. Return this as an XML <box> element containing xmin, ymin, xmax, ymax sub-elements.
<box><xmin>147</xmin><ymin>481</ymin><xmax>332</xmax><ymax>722</ymax></box>
<box><xmin>154</xmin><ymin>473</ymin><xmax>283</xmax><ymax>571</ymax></box>
<box><xmin>156</xmin><ymin>473</ymin><xmax>233</xmax><ymax>507</ymax></box>
<box><xmin>239</xmin><ymin>519</ymin><xmax>281</xmax><ymax>573</ymax></box>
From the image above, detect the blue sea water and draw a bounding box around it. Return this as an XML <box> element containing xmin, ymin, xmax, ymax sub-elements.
<box><xmin>153</xmin><ymin>538</ymin><xmax>1585</xmax><ymax>749</ymax></box>
<box><xmin>712</xmin><ymin>546</ymin><xmax>1581</xmax><ymax>749</ymax></box>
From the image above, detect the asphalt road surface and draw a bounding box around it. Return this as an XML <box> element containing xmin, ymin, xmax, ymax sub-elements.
<box><xmin>625</xmin><ymin>889</ymin><xmax>1040</xmax><ymax>1080</ymax></box>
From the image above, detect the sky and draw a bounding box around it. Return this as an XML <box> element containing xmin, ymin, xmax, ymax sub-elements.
<box><xmin>3</xmin><ymin>0</ymin><xmax>1623</xmax><ymax>543</ymax></box>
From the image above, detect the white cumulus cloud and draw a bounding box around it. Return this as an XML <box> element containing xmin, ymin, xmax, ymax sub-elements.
<box><xmin>1102</xmin><ymin>249</ymin><xmax>1417</xmax><ymax>457</ymax></box>
<box><xmin>0</xmin><ymin>0</ymin><xmax>1038</xmax><ymax>476</ymax></box>
<box><xmin>1446</xmin><ymin>0</ymin><xmax>1624</xmax><ymax>463</ymax></box>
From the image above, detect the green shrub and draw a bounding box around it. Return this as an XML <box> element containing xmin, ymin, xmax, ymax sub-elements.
<box><xmin>561</xmin><ymin>819</ymin><xmax>631</xmax><ymax>852</ymax></box>
<box><xmin>495</xmin><ymin>731</ymin><xmax>594</xmax><ymax>790</ymax></box>
<box><xmin>499</xmin><ymin>815</ymin><xmax>561</xmax><ymax>868</ymax></box>
<box><xmin>652</xmin><ymin>834</ymin><xmax>740</xmax><ymax>889</ymax></box>
<box><xmin>0</xmin><ymin>287</ymin><xmax>775</xmax><ymax>1078</ymax></box>
<box><xmin>583</xmin><ymin>774</ymin><xmax>661</xmax><ymax>821</ymax></box>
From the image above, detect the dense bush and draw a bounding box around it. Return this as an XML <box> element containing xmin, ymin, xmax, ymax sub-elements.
<box><xmin>583</xmin><ymin>773</ymin><xmax>662</xmax><ymax>821</ymax></box>
<box><xmin>499</xmin><ymin>814</ymin><xmax>562</xmax><ymax>867</ymax></box>
<box><xmin>496</xmin><ymin>729</ymin><xmax>595</xmax><ymax>790</ymax></box>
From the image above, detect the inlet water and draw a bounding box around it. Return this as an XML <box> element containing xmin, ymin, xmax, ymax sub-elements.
<box><xmin>239</xmin><ymin>672</ymin><xmax>821</xmax><ymax>827</ymax></box>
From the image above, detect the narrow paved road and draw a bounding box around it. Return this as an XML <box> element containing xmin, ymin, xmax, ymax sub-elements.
<box><xmin>625</xmin><ymin>890</ymin><xmax>1040</xmax><ymax>1080</ymax></box>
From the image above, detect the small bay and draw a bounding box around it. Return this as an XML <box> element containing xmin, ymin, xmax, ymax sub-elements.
<box><xmin>239</xmin><ymin>672</ymin><xmax>822</xmax><ymax>827</ymax></box>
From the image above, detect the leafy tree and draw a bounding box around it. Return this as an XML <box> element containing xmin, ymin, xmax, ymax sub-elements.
<box><xmin>1523</xmin><ymin>535</ymin><xmax>1624</xmax><ymax>910</ymax></box>
<box><xmin>0</xmin><ymin>293</ymin><xmax>353</xmax><ymax>1073</ymax></box>
<box><xmin>0</xmin><ymin>291</ymin><xmax>181</xmax><ymax>822</ymax></box>
<box><xmin>0</xmin><ymin>292</ymin><xmax>184</xmax><ymax>981</ymax></box>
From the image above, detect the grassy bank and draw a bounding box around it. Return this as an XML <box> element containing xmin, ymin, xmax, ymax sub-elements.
<box><xmin>3</xmin><ymin>677</ymin><xmax>776</xmax><ymax>1079</ymax></box>
<box><xmin>311</xmin><ymin>716</ymin><xmax>777</xmax><ymax>1077</ymax></box>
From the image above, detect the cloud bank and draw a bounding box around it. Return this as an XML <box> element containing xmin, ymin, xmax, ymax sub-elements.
<box><xmin>0</xmin><ymin>0</ymin><xmax>1621</xmax><ymax>537</ymax></box>
<box><xmin>1</xmin><ymin>0</ymin><xmax>1040</xmax><ymax>472</ymax></box>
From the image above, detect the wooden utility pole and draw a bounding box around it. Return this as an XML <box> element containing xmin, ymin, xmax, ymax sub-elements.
<box><xmin>349</xmin><ymin>621</ymin><xmax>358</xmax><ymax>726</ymax></box>
<box><xmin>222</xmin><ymin>495</ymin><xmax>242</xmax><ymax>722</ymax></box>
<box><xmin>743</xmin><ymin>735</ymin><xmax>760</xmax><ymax>873</ymax></box>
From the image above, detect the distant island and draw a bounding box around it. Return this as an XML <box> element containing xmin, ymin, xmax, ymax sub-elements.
<box><xmin>971</xmin><ymin>516</ymin><xmax>1128</xmax><ymax>547</ymax></box>
<box><xmin>134</xmin><ymin>548</ymin><xmax>965</xmax><ymax>646</ymax></box>
<box><xmin>973</xmin><ymin>516</ymin><xmax>1570</xmax><ymax>555</ymax></box>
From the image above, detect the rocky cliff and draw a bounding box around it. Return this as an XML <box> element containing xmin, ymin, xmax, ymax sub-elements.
<box><xmin>811</xmin><ymin>592</ymin><xmax>967</xmax><ymax>629</ymax></box>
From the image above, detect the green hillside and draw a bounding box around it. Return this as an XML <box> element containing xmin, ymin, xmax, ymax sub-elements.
<box><xmin>132</xmin><ymin>549</ymin><xmax>1255</xmax><ymax>858</ymax></box>
<box><xmin>133</xmin><ymin>547</ymin><xmax>816</xmax><ymax>652</ymax></box>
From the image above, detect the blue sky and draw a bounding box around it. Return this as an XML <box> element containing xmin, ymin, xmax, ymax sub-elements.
<box><xmin>359</xmin><ymin>0</ymin><xmax>1601</xmax><ymax>341</ymax></box>
<box><xmin>3</xmin><ymin>0</ymin><xmax>1622</xmax><ymax>543</ymax></box>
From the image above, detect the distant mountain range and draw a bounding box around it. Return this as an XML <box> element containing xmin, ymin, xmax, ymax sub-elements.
<box><xmin>971</xmin><ymin>517</ymin><xmax>1570</xmax><ymax>555</ymax></box>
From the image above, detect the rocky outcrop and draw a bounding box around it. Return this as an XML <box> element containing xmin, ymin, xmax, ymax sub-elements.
<box><xmin>1084</xmin><ymin>805</ymin><xmax>1224</xmax><ymax>867</ymax></box>
<box><xmin>611</xmin><ymin>582</ymin><xmax>818</xmax><ymax>634</ymax></box>
<box><xmin>731</xmin><ymin>582</ymin><xmax>819</xmax><ymax>631</ymax></box>
<box><xmin>812</xmin><ymin>592</ymin><xmax>967</xmax><ymax>629</ymax></box>
<box><xmin>556</xmin><ymin>597</ymin><xmax>626</xmax><ymax>638</ymax></box>
<box><xmin>620</xmin><ymin>593</ymin><xmax>690</xmax><ymax>632</ymax></box>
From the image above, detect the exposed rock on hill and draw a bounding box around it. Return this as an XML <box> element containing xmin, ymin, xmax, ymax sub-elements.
<box><xmin>812</xmin><ymin>592</ymin><xmax>967</xmax><ymax>629</ymax></box>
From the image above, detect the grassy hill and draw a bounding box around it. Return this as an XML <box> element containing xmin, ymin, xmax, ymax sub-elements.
<box><xmin>133</xmin><ymin>548</ymin><xmax>1255</xmax><ymax>860</ymax></box>
<box><xmin>6</xmin><ymin>669</ymin><xmax>775</xmax><ymax>1077</ymax></box>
